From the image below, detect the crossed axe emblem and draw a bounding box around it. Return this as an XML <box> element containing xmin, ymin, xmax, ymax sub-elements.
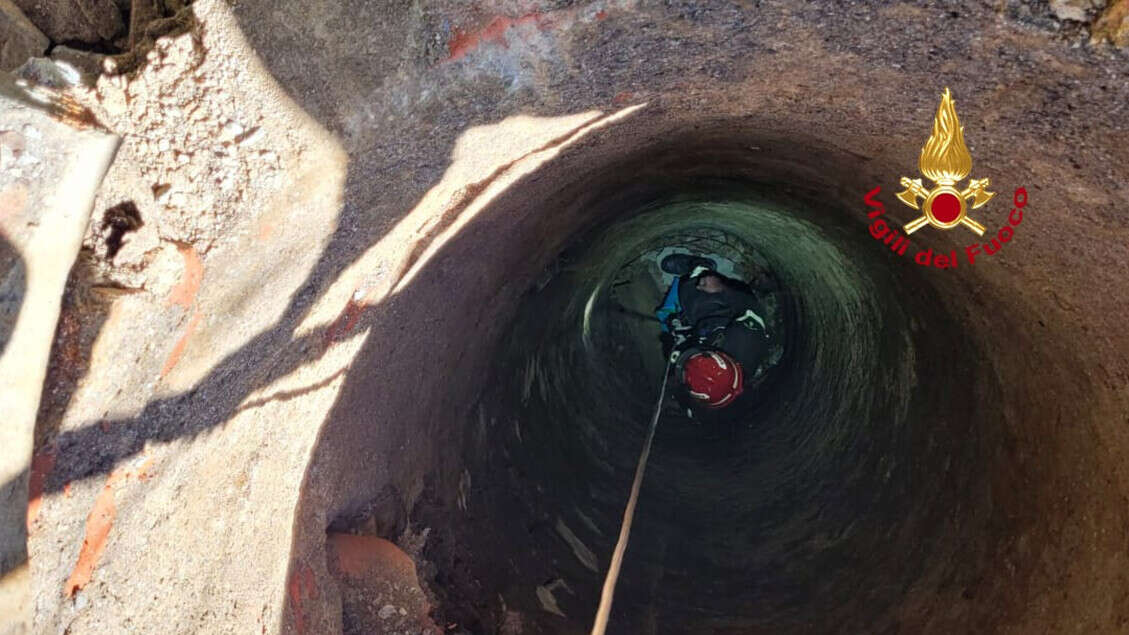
<box><xmin>897</xmin><ymin>176</ymin><xmax>995</xmax><ymax>236</ymax></box>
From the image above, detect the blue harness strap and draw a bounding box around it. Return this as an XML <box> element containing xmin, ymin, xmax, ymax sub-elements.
<box><xmin>654</xmin><ymin>279</ymin><xmax>681</xmax><ymax>332</ymax></box>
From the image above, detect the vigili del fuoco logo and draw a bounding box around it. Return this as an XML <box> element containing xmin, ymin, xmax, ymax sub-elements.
<box><xmin>863</xmin><ymin>88</ymin><xmax>1028</xmax><ymax>269</ymax></box>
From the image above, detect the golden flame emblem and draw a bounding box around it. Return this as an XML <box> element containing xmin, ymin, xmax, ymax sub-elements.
<box><xmin>897</xmin><ymin>88</ymin><xmax>995</xmax><ymax>235</ymax></box>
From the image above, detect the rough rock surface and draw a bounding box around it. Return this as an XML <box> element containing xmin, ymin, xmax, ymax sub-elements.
<box><xmin>1049</xmin><ymin>0</ymin><xmax>1102</xmax><ymax>22</ymax></box>
<box><xmin>48</xmin><ymin>46</ymin><xmax>106</xmax><ymax>84</ymax></box>
<box><xmin>14</xmin><ymin>0</ymin><xmax>1129</xmax><ymax>634</ymax></box>
<box><xmin>1092</xmin><ymin>0</ymin><xmax>1129</xmax><ymax>45</ymax></box>
<box><xmin>325</xmin><ymin>533</ymin><xmax>442</xmax><ymax>634</ymax></box>
<box><xmin>10</xmin><ymin>0</ymin><xmax>124</xmax><ymax>46</ymax></box>
<box><xmin>0</xmin><ymin>0</ymin><xmax>48</xmax><ymax>71</ymax></box>
<box><xmin>82</xmin><ymin>28</ymin><xmax>288</xmax><ymax>280</ymax></box>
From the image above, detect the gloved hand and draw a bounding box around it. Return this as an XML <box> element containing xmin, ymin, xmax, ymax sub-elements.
<box><xmin>668</xmin><ymin>317</ymin><xmax>692</xmax><ymax>348</ymax></box>
<box><xmin>735</xmin><ymin>308</ymin><xmax>767</xmax><ymax>335</ymax></box>
<box><xmin>665</xmin><ymin>317</ymin><xmax>694</xmax><ymax>363</ymax></box>
<box><xmin>666</xmin><ymin>315</ymin><xmax>691</xmax><ymax>334</ymax></box>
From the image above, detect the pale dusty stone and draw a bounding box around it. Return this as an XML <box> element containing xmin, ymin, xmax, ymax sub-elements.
<box><xmin>112</xmin><ymin>222</ymin><xmax>160</xmax><ymax>268</ymax></box>
<box><xmin>50</xmin><ymin>45</ymin><xmax>107</xmax><ymax>85</ymax></box>
<box><xmin>14</xmin><ymin>57</ymin><xmax>81</xmax><ymax>89</ymax></box>
<box><xmin>219</xmin><ymin>120</ymin><xmax>244</xmax><ymax>142</ymax></box>
<box><xmin>138</xmin><ymin>241</ymin><xmax>183</xmax><ymax>297</ymax></box>
<box><xmin>1049</xmin><ymin>0</ymin><xmax>1094</xmax><ymax>21</ymax></box>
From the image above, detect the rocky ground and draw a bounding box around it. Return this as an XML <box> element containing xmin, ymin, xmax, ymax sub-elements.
<box><xmin>3</xmin><ymin>0</ymin><xmax>1124</xmax><ymax>314</ymax></box>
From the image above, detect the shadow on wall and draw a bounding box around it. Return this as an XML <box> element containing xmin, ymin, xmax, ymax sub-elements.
<box><xmin>0</xmin><ymin>231</ymin><xmax>27</xmax><ymax>579</ymax></box>
<box><xmin>0</xmin><ymin>231</ymin><xmax>25</xmax><ymax>357</ymax></box>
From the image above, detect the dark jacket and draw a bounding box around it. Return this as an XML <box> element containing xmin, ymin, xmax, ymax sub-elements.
<box><xmin>656</xmin><ymin>273</ymin><xmax>771</xmax><ymax>381</ymax></box>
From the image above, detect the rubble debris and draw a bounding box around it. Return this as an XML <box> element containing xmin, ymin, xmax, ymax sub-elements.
<box><xmin>1049</xmin><ymin>0</ymin><xmax>1098</xmax><ymax>22</ymax></box>
<box><xmin>535</xmin><ymin>578</ymin><xmax>572</xmax><ymax>617</ymax></box>
<box><xmin>554</xmin><ymin>518</ymin><xmax>598</xmax><ymax>572</ymax></box>
<box><xmin>14</xmin><ymin>57</ymin><xmax>83</xmax><ymax>89</ymax></box>
<box><xmin>326</xmin><ymin>533</ymin><xmax>442</xmax><ymax>634</ymax></box>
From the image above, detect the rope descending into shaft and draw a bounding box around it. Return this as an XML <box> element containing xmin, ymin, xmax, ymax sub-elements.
<box><xmin>590</xmin><ymin>361</ymin><xmax>672</xmax><ymax>635</ymax></box>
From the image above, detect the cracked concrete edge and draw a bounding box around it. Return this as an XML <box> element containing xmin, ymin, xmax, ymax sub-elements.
<box><xmin>0</xmin><ymin>74</ymin><xmax>120</xmax><ymax>634</ymax></box>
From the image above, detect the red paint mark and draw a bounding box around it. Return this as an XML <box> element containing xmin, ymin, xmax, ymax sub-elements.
<box><xmin>64</xmin><ymin>482</ymin><xmax>72</xmax><ymax>498</ymax></box>
<box><xmin>167</xmin><ymin>243</ymin><xmax>203</xmax><ymax>308</ymax></box>
<box><xmin>64</xmin><ymin>468</ymin><xmax>126</xmax><ymax>597</ymax></box>
<box><xmin>596</xmin><ymin>9</ymin><xmax>608</xmax><ymax>20</ymax></box>
<box><xmin>613</xmin><ymin>91</ymin><xmax>634</xmax><ymax>105</ymax></box>
<box><xmin>288</xmin><ymin>562</ymin><xmax>318</xmax><ymax>634</ymax></box>
<box><xmin>446</xmin><ymin>13</ymin><xmax>550</xmax><ymax>62</ymax></box>
<box><xmin>160</xmin><ymin>310</ymin><xmax>203</xmax><ymax>378</ymax></box>
<box><xmin>323</xmin><ymin>297</ymin><xmax>367</xmax><ymax>348</ymax></box>
<box><xmin>26</xmin><ymin>447</ymin><xmax>57</xmax><ymax>533</ymax></box>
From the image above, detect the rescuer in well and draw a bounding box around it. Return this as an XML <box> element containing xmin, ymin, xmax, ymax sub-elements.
<box><xmin>654</xmin><ymin>253</ymin><xmax>773</xmax><ymax>417</ymax></box>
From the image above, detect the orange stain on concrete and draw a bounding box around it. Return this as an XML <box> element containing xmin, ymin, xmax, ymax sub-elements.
<box><xmin>161</xmin><ymin>310</ymin><xmax>203</xmax><ymax>378</ymax></box>
<box><xmin>63</xmin><ymin>468</ymin><xmax>126</xmax><ymax>597</ymax></box>
<box><xmin>157</xmin><ymin>242</ymin><xmax>209</xmax><ymax>380</ymax></box>
<box><xmin>62</xmin><ymin>457</ymin><xmax>157</xmax><ymax>597</ymax></box>
<box><xmin>288</xmin><ymin>562</ymin><xmax>318</xmax><ymax>634</ymax></box>
<box><xmin>447</xmin><ymin>13</ymin><xmax>551</xmax><ymax>62</ymax></box>
<box><xmin>167</xmin><ymin>242</ymin><xmax>203</xmax><ymax>308</ymax></box>
<box><xmin>327</xmin><ymin>533</ymin><xmax>418</xmax><ymax>581</ymax></box>
<box><xmin>26</xmin><ymin>446</ymin><xmax>57</xmax><ymax>532</ymax></box>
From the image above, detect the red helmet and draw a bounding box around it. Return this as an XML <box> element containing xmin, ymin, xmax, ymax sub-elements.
<box><xmin>681</xmin><ymin>350</ymin><xmax>744</xmax><ymax>408</ymax></box>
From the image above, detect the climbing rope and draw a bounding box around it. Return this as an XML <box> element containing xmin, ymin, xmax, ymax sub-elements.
<box><xmin>590</xmin><ymin>360</ymin><xmax>672</xmax><ymax>635</ymax></box>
